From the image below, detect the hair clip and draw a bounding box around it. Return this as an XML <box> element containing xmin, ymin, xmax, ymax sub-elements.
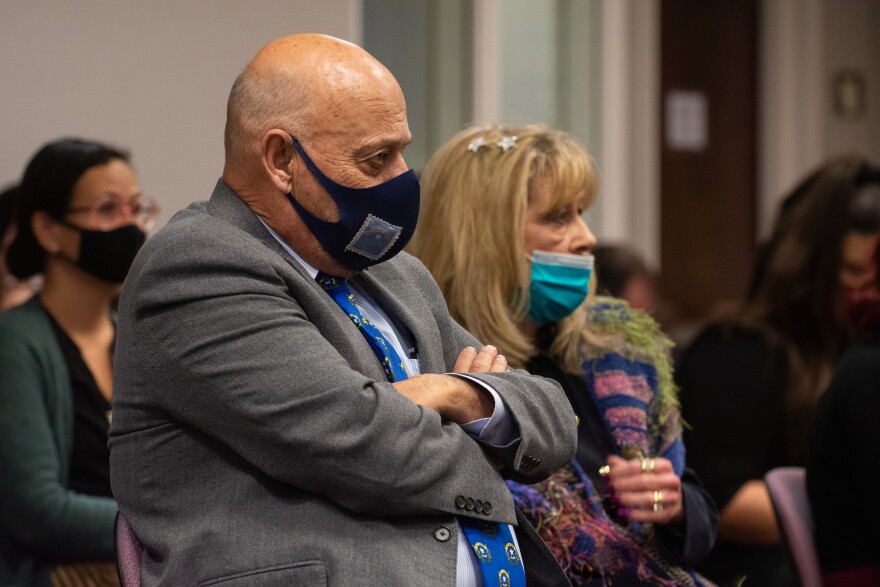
<box><xmin>497</xmin><ymin>135</ymin><xmax>517</xmax><ymax>152</ymax></box>
<box><xmin>467</xmin><ymin>136</ymin><xmax>487</xmax><ymax>153</ymax></box>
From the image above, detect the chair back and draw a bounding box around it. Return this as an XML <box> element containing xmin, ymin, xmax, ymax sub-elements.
<box><xmin>114</xmin><ymin>511</ymin><xmax>143</xmax><ymax>587</ymax></box>
<box><xmin>765</xmin><ymin>467</ymin><xmax>822</xmax><ymax>587</ymax></box>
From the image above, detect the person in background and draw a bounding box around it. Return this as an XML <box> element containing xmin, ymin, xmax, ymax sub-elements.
<box><xmin>677</xmin><ymin>156</ymin><xmax>880</xmax><ymax>586</ymax></box>
<box><xmin>593</xmin><ymin>243</ymin><xmax>657</xmax><ymax>315</ymax></box>
<box><xmin>0</xmin><ymin>185</ymin><xmax>41</xmax><ymax>309</ymax></box>
<box><xmin>807</xmin><ymin>171</ymin><xmax>880</xmax><ymax>587</ymax></box>
<box><xmin>0</xmin><ymin>138</ymin><xmax>158</xmax><ymax>586</ymax></box>
<box><xmin>410</xmin><ymin>123</ymin><xmax>718</xmax><ymax>586</ymax></box>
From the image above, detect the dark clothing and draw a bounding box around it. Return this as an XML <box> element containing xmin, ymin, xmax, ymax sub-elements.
<box><xmin>807</xmin><ymin>338</ymin><xmax>880</xmax><ymax>576</ymax></box>
<box><xmin>677</xmin><ymin>323</ymin><xmax>797</xmax><ymax>586</ymax></box>
<box><xmin>0</xmin><ymin>298</ymin><xmax>116</xmax><ymax>587</ymax></box>
<box><xmin>527</xmin><ymin>352</ymin><xmax>719</xmax><ymax>573</ymax></box>
<box><xmin>46</xmin><ymin>311</ymin><xmax>113</xmax><ymax>498</ymax></box>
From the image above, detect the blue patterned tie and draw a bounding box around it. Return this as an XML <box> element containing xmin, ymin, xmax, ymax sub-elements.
<box><xmin>316</xmin><ymin>272</ymin><xmax>408</xmax><ymax>382</ymax></box>
<box><xmin>315</xmin><ymin>272</ymin><xmax>525</xmax><ymax>586</ymax></box>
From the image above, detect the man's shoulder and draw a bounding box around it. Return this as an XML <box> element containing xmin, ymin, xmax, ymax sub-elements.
<box><xmin>143</xmin><ymin>199</ymin><xmax>265</xmax><ymax>258</ymax></box>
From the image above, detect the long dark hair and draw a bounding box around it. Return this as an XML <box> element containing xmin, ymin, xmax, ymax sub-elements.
<box><xmin>739</xmin><ymin>156</ymin><xmax>880</xmax><ymax>460</ymax></box>
<box><xmin>6</xmin><ymin>138</ymin><xmax>129</xmax><ymax>279</ymax></box>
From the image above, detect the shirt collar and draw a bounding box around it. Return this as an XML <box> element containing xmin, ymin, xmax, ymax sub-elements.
<box><xmin>256</xmin><ymin>217</ymin><xmax>319</xmax><ymax>279</ymax></box>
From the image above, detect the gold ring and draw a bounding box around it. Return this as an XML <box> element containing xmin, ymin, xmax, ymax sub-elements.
<box><xmin>653</xmin><ymin>490</ymin><xmax>663</xmax><ymax>504</ymax></box>
<box><xmin>653</xmin><ymin>502</ymin><xmax>664</xmax><ymax>512</ymax></box>
<box><xmin>641</xmin><ymin>458</ymin><xmax>655</xmax><ymax>474</ymax></box>
<box><xmin>598</xmin><ymin>465</ymin><xmax>611</xmax><ymax>476</ymax></box>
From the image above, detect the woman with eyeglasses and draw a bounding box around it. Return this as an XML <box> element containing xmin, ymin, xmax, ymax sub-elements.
<box><xmin>0</xmin><ymin>138</ymin><xmax>157</xmax><ymax>586</ymax></box>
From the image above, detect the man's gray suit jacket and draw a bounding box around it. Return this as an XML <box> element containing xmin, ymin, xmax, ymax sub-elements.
<box><xmin>109</xmin><ymin>180</ymin><xmax>577</xmax><ymax>586</ymax></box>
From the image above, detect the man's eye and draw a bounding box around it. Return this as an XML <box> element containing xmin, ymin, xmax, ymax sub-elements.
<box><xmin>372</xmin><ymin>152</ymin><xmax>388</xmax><ymax>165</ymax></box>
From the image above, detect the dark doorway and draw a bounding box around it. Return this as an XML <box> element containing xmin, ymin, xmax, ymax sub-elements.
<box><xmin>659</xmin><ymin>0</ymin><xmax>758</xmax><ymax>322</ymax></box>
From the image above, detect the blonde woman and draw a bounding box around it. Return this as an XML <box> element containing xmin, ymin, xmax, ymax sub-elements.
<box><xmin>410</xmin><ymin>124</ymin><xmax>718</xmax><ymax>585</ymax></box>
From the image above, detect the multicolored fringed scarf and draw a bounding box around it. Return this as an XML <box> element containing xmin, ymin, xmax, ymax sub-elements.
<box><xmin>509</xmin><ymin>298</ymin><xmax>713</xmax><ymax>586</ymax></box>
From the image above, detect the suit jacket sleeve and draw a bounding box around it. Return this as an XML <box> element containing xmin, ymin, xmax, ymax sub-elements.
<box><xmin>114</xmin><ymin>210</ymin><xmax>577</xmax><ymax>524</ymax></box>
<box><xmin>387</xmin><ymin>252</ymin><xmax>578</xmax><ymax>483</ymax></box>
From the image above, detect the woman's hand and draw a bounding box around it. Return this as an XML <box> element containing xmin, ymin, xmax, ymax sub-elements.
<box><xmin>604</xmin><ymin>454</ymin><xmax>685</xmax><ymax>525</ymax></box>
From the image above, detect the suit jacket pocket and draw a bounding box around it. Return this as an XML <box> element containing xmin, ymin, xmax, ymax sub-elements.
<box><xmin>199</xmin><ymin>561</ymin><xmax>327</xmax><ymax>586</ymax></box>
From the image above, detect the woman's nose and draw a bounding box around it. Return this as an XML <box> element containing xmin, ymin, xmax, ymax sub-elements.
<box><xmin>571</xmin><ymin>216</ymin><xmax>597</xmax><ymax>255</ymax></box>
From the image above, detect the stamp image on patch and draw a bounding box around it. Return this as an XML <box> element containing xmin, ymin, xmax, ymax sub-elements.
<box><xmin>345</xmin><ymin>214</ymin><xmax>402</xmax><ymax>260</ymax></box>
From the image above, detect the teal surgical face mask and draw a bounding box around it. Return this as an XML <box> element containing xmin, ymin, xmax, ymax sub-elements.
<box><xmin>527</xmin><ymin>251</ymin><xmax>594</xmax><ymax>326</ymax></box>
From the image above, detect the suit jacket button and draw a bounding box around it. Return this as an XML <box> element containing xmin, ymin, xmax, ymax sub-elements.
<box><xmin>474</xmin><ymin>500</ymin><xmax>483</xmax><ymax>513</ymax></box>
<box><xmin>465</xmin><ymin>497</ymin><xmax>475</xmax><ymax>511</ymax></box>
<box><xmin>434</xmin><ymin>526</ymin><xmax>451</xmax><ymax>542</ymax></box>
<box><xmin>483</xmin><ymin>501</ymin><xmax>492</xmax><ymax>515</ymax></box>
<box><xmin>455</xmin><ymin>495</ymin><xmax>466</xmax><ymax>509</ymax></box>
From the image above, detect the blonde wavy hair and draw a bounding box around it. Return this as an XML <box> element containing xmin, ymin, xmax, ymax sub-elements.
<box><xmin>409</xmin><ymin>124</ymin><xmax>598</xmax><ymax>371</ymax></box>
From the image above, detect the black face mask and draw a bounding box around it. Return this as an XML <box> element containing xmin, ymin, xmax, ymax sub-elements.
<box><xmin>59</xmin><ymin>223</ymin><xmax>146</xmax><ymax>283</ymax></box>
<box><xmin>286</xmin><ymin>135</ymin><xmax>420</xmax><ymax>271</ymax></box>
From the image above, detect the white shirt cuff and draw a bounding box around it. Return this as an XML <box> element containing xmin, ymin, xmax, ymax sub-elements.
<box><xmin>447</xmin><ymin>373</ymin><xmax>518</xmax><ymax>446</ymax></box>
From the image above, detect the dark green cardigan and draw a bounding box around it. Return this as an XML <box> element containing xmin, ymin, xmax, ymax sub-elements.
<box><xmin>0</xmin><ymin>297</ymin><xmax>117</xmax><ymax>586</ymax></box>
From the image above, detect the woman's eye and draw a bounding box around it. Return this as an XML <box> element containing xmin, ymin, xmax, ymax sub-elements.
<box><xmin>97</xmin><ymin>202</ymin><xmax>118</xmax><ymax>217</ymax></box>
<box><xmin>547</xmin><ymin>211</ymin><xmax>568</xmax><ymax>224</ymax></box>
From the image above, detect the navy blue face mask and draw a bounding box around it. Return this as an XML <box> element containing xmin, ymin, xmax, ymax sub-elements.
<box><xmin>286</xmin><ymin>136</ymin><xmax>420</xmax><ymax>271</ymax></box>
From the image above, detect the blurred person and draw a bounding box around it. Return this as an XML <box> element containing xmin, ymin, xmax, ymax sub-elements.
<box><xmin>109</xmin><ymin>34</ymin><xmax>576</xmax><ymax>586</ymax></box>
<box><xmin>807</xmin><ymin>175</ymin><xmax>880</xmax><ymax>587</ymax></box>
<box><xmin>0</xmin><ymin>138</ymin><xmax>157</xmax><ymax>586</ymax></box>
<box><xmin>410</xmin><ymin>123</ymin><xmax>718</xmax><ymax>586</ymax></box>
<box><xmin>1</xmin><ymin>185</ymin><xmax>41</xmax><ymax>309</ymax></box>
<box><xmin>593</xmin><ymin>243</ymin><xmax>657</xmax><ymax>314</ymax></box>
<box><xmin>677</xmin><ymin>157</ymin><xmax>880</xmax><ymax>585</ymax></box>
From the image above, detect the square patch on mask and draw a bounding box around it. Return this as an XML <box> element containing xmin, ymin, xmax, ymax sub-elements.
<box><xmin>344</xmin><ymin>214</ymin><xmax>403</xmax><ymax>260</ymax></box>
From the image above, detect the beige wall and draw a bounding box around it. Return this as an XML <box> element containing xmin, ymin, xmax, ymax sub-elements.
<box><xmin>0</xmin><ymin>0</ymin><xmax>360</xmax><ymax>228</ymax></box>
<box><xmin>759</xmin><ymin>0</ymin><xmax>880</xmax><ymax>238</ymax></box>
<box><xmin>824</xmin><ymin>0</ymin><xmax>880</xmax><ymax>163</ymax></box>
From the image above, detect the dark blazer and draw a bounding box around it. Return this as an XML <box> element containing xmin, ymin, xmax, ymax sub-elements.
<box><xmin>109</xmin><ymin>180</ymin><xmax>576</xmax><ymax>586</ymax></box>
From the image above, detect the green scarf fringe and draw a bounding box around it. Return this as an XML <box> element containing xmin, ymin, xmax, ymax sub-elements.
<box><xmin>581</xmin><ymin>296</ymin><xmax>681</xmax><ymax>436</ymax></box>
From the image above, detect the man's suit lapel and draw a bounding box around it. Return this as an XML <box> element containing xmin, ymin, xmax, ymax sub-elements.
<box><xmin>204</xmin><ymin>179</ymin><xmax>389</xmax><ymax>382</ymax></box>
<box><xmin>355</xmin><ymin>267</ymin><xmax>448</xmax><ymax>375</ymax></box>
<box><xmin>205</xmin><ymin>179</ymin><xmax>311</xmax><ymax>275</ymax></box>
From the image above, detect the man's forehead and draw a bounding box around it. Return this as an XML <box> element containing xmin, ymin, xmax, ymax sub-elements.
<box><xmin>308</xmin><ymin>88</ymin><xmax>410</xmax><ymax>148</ymax></box>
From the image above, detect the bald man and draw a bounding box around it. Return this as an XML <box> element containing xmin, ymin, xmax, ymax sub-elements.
<box><xmin>110</xmin><ymin>34</ymin><xmax>575</xmax><ymax>586</ymax></box>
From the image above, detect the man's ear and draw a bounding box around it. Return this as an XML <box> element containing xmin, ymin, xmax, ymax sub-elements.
<box><xmin>31</xmin><ymin>211</ymin><xmax>61</xmax><ymax>254</ymax></box>
<box><xmin>262</xmin><ymin>130</ymin><xmax>296</xmax><ymax>194</ymax></box>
